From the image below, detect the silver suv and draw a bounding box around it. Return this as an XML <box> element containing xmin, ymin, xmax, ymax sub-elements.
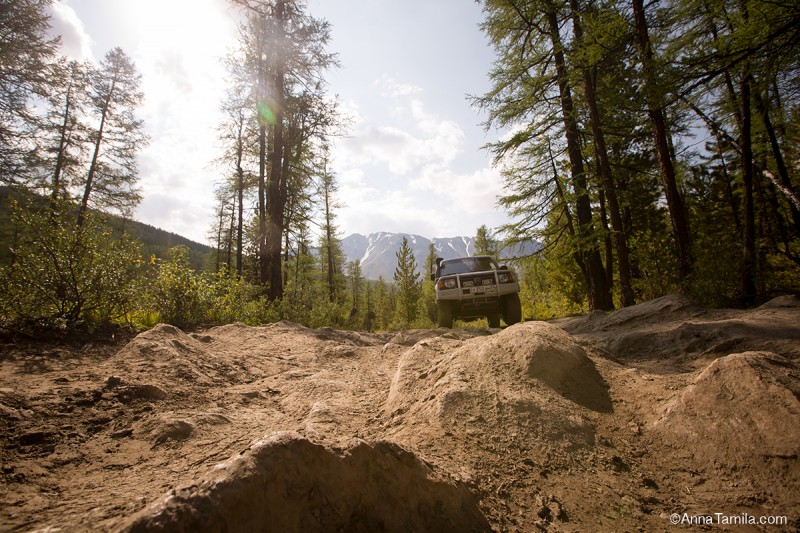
<box><xmin>431</xmin><ymin>256</ymin><xmax>522</xmax><ymax>328</ymax></box>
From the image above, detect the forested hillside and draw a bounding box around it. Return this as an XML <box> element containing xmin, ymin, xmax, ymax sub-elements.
<box><xmin>0</xmin><ymin>187</ymin><xmax>211</xmax><ymax>270</ymax></box>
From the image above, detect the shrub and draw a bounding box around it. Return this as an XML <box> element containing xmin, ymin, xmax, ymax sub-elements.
<box><xmin>149</xmin><ymin>245</ymin><xmax>209</xmax><ymax>328</ymax></box>
<box><xmin>0</xmin><ymin>201</ymin><xmax>143</xmax><ymax>333</ymax></box>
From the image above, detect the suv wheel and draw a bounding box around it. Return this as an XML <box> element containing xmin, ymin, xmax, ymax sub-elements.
<box><xmin>501</xmin><ymin>293</ymin><xmax>522</xmax><ymax>325</ymax></box>
<box><xmin>437</xmin><ymin>301</ymin><xmax>454</xmax><ymax>328</ymax></box>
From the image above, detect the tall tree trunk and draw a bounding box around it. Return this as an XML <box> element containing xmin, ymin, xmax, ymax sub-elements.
<box><xmin>631</xmin><ymin>0</ymin><xmax>693</xmax><ymax>281</ymax></box>
<box><xmin>571</xmin><ymin>0</ymin><xmax>635</xmax><ymax>306</ymax></box>
<box><xmin>227</xmin><ymin>194</ymin><xmax>235</xmax><ymax>269</ymax></box>
<box><xmin>235</xmin><ymin>112</ymin><xmax>245</xmax><ymax>278</ymax></box>
<box><xmin>713</xmin><ymin>129</ymin><xmax>742</xmax><ymax>234</ymax></box>
<box><xmin>215</xmin><ymin>202</ymin><xmax>225</xmax><ymax>272</ymax></box>
<box><xmin>598</xmin><ymin>189</ymin><xmax>615</xmax><ymax>292</ymax></box>
<box><xmin>740</xmin><ymin>67</ymin><xmax>757</xmax><ymax>304</ymax></box>
<box><xmin>324</xmin><ymin>186</ymin><xmax>335</xmax><ymax>303</ymax></box>
<box><xmin>258</xmin><ymin>122</ymin><xmax>268</xmax><ymax>286</ymax></box>
<box><xmin>545</xmin><ymin>4</ymin><xmax>612</xmax><ymax>310</ymax></box>
<box><xmin>51</xmin><ymin>78</ymin><xmax>74</xmax><ymax>209</ymax></box>
<box><xmin>78</xmin><ymin>78</ymin><xmax>115</xmax><ymax>227</ymax></box>
<box><xmin>265</xmin><ymin>0</ymin><xmax>286</xmax><ymax>301</ymax></box>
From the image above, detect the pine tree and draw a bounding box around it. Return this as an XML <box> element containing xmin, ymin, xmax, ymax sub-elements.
<box><xmin>78</xmin><ymin>48</ymin><xmax>148</xmax><ymax>225</ymax></box>
<box><xmin>474</xmin><ymin>225</ymin><xmax>499</xmax><ymax>258</ymax></box>
<box><xmin>393</xmin><ymin>236</ymin><xmax>422</xmax><ymax>328</ymax></box>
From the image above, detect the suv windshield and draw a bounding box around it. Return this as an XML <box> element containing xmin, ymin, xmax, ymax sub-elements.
<box><xmin>439</xmin><ymin>257</ymin><xmax>496</xmax><ymax>277</ymax></box>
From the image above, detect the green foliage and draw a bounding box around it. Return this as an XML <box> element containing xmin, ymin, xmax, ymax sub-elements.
<box><xmin>149</xmin><ymin>245</ymin><xmax>208</xmax><ymax>328</ymax></box>
<box><xmin>206</xmin><ymin>267</ymin><xmax>267</xmax><ymax>325</ymax></box>
<box><xmin>475</xmin><ymin>225</ymin><xmax>499</xmax><ymax>258</ymax></box>
<box><xmin>392</xmin><ymin>237</ymin><xmax>422</xmax><ymax>328</ymax></box>
<box><xmin>516</xmin><ymin>253</ymin><xmax>587</xmax><ymax>320</ymax></box>
<box><xmin>477</xmin><ymin>0</ymin><xmax>800</xmax><ymax>312</ymax></box>
<box><xmin>0</xmin><ymin>201</ymin><xmax>142</xmax><ymax>332</ymax></box>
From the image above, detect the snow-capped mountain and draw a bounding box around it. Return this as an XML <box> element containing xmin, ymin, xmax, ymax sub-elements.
<box><xmin>341</xmin><ymin>232</ymin><xmax>539</xmax><ymax>280</ymax></box>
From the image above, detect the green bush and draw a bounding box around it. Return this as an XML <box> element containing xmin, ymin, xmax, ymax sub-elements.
<box><xmin>0</xmin><ymin>201</ymin><xmax>143</xmax><ymax>333</ymax></box>
<box><xmin>150</xmin><ymin>245</ymin><xmax>209</xmax><ymax>328</ymax></box>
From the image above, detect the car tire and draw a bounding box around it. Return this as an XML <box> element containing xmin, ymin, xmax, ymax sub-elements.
<box><xmin>501</xmin><ymin>293</ymin><xmax>522</xmax><ymax>325</ymax></box>
<box><xmin>487</xmin><ymin>312</ymin><xmax>501</xmax><ymax>328</ymax></box>
<box><xmin>437</xmin><ymin>301</ymin><xmax>454</xmax><ymax>328</ymax></box>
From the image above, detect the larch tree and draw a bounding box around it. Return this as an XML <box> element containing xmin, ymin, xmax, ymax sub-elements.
<box><xmin>475</xmin><ymin>224</ymin><xmax>499</xmax><ymax>259</ymax></box>
<box><xmin>216</xmin><ymin>63</ymin><xmax>258</xmax><ymax>278</ymax></box>
<box><xmin>568</xmin><ymin>0</ymin><xmax>635</xmax><ymax>307</ymax></box>
<box><xmin>230</xmin><ymin>0</ymin><xmax>337</xmax><ymax>301</ymax></box>
<box><xmin>78</xmin><ymin>47</ymin><xmax>148</xmax><ymax>225</ymax></box>
<box><xmin>476</xmin><ymin>0</ymin><xmax>613</xmax><ymax>311</ymax></box>
<box><xmin>38</xmin><ymin>60</ymin><xmax>92</xmax><ymax>207</ymax></box>
<box><xmin>0</xmin><ymin>0</ymin><xmax>60</xmax><ymax>184</ymax></box>
<box><xmin>631</xmin><ymin>0</ymin><xmax>693</xmax><ymax>281</ymax></box>
<box><xmin>317</xmin><ymin>156</ymin><xmax>345</xmax><ymax>303</ymax></box>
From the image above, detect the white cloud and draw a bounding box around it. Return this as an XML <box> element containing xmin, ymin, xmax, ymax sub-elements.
<box><xmin>332</xmin><ymin>84</ymin><xmax>465</xmax><ymax>177</ymax></box>
<box><xmin>326</xmin><ymin>73</ymin><xmax>507</xmax><ymax>238</ymax></box>
<box><xmin>337</xmin><ymin>184</ymin><xmax>452</xmax><ymax>238</ymax></box>
<box><xmin>372</xmin><ymin>75</ymin><xmax>423</xmax><ymax>98</ymax></box>
<box><xmin>411</xmin><ymin>164</ymin><xmax>504</xmax><ymax>215</ymax></box>
<box><xmin>136</xmin><ymin>192</ymin><xmax>214</xmax><ymax>243</ymax></box>
<box><xmin>48</xmin><ymin>1</ymin><xmax>95</xmax><ymax>61</ymax></box>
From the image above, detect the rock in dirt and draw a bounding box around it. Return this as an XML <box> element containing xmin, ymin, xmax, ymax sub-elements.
<box><xmin>654</xmin><ymin>351</ymin><xmax>800</xmax><ymax>487</ymax></box>
<box><xmin>119</xmin><ymin>431</ymin><xmax>490</xmax><ymax>533</ymax></box>
<box><xmin>560</xmin><ymin>294</ymin><xmax>701</xmax><ymax>334</ymax></box>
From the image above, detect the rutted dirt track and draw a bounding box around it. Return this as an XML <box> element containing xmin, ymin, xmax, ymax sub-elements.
<box><xmin>1</xmin><ymin>294</ymin><xmax>799</xmax><ymax>532</ymax></box>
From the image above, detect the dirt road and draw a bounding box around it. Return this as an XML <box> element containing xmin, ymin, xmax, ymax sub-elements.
<box><xmin>1</xmin><ymin>294</ymin><xmax>798</xmax><ymax>531</ymax></box>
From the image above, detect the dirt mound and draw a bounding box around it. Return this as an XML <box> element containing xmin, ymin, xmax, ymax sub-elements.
<box><xmin>758</xmin><ymin>294</ymin><xmax>800</xmax><ymax>309</ymax></box>
<box><xmin>558</xmin><ymin>295</ymin><xmax>800</xmax><ymax>367</ymax></box>
<box><xmin>655</xmin><ymin>351</ymin><xmax>800</xmax><ymax>463</ymax></box>
<box><xmin>643</xmin><ymin>350</ymin><xmax>800</xmax><ymax>520</ymax></box>
<box><xmin>560</xmin><ymin>294</ymin><xmax>700</xmax><ymax>334</ymax></box>
<box><xmin>108</xmin><ymin>324</ymin><xmax>250</xmax><ymax>389</ymax></box>
<box><xmin>387</xmin><ymin>328</ymin><xmax>491</xmax><ymax>347</ymax></box>
<box><xmin>120</xmin><ymin>431</ymin><xmax>490</xmax><ymax>533</ymax></box>
<box><xmin>385</xmin><ymin>322</ymin><xmax>609</xmax><ymax>458</ymax></box>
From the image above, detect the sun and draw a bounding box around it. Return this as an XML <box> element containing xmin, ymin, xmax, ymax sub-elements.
<box><xmin>122</xmin><ymin>0</ymin><xmax>237</xmax><ymax>61</ymax></box>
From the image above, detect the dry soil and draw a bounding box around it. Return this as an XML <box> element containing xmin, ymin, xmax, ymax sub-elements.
<box><xmin>1</xmin><ymin>294</ymin><xmax>799</xmax><ymax>532</ymax></box>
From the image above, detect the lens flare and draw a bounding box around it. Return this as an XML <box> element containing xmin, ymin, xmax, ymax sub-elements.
<box><xmin>257</xmin><ymin>102</ymin><xmax>276</xmax><ymax>125</ymax></box>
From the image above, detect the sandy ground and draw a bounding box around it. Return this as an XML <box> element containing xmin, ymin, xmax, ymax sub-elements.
<box><xmin>1</xmin><ymin>294</ymin><xmax>798</xmax><ymax>532</ymax></box>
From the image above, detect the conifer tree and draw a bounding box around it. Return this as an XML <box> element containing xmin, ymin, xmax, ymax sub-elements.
<box><xmin>475</xmin><ymin>225</ymin><xmax>499</xmax><ymax>258</ymax></box>
<box><xmin>39</xmin><ymin>60</ymin><xmax>91</xmax><ymax>206</ymax></box>
<box><xmin>78</xmin><ymin>48</ymin><xmax>148</xmax><ymax>225</ymax></box>
<box><xmin>0</xmin><ymin>0</ymin><xmax>60</xmax><ymax>183</ymax></box>
<box><xmin>230</xmin><ymin>0</ymin><xmax>338</xmax><ymax>300</ymax></box>
<box><xmin>393</xmin><ymin>236</ymin><xmax>422</xmax><ymax>327</ymax></box>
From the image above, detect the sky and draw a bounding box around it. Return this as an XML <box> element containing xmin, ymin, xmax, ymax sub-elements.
<box><xmin>46</xmin><ymin>0</ymin><xmax>509</xmax><ymax>244</ymax></box>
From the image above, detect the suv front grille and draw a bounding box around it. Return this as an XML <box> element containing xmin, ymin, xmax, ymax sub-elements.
<box><xmin>460</xmin><ymin>274</ymin><xmax>495</xmax><ymax>288</ymax></box>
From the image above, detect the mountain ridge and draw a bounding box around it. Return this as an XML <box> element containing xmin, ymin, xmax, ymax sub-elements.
<box><xmin>341</xmin><ymin>231</ymin><xmax>539</xmax><ymax>280</ymax></box>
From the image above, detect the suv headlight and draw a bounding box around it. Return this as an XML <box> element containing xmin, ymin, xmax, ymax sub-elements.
<box><xmin>497</xmin><ymin>272</ymin><xmax>514</xmax><ymax>283</ymax></box>
<box><xmin>437</xmin><ymin>278</ymin><xmax>457</xmax><ymax>289</ymax></box>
